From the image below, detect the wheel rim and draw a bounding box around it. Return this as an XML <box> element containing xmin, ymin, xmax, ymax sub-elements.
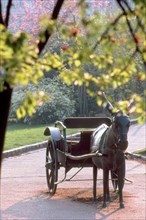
<box><xmin>46</xmin><ymin>140</ymin><xmax>58</xmax><ymax>195</ymax></box>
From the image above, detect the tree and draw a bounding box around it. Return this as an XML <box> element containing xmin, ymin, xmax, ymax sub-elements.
<box><xmin>59</xmin><ymin>0</ymin><xmax>145</xmax><ymax>118</ymax></box>
<box><xmin>1</xmin><ymin>0</ymin><xmax>82</xmax><ymax>41</ymax></box>
<box><xmin>0</xmin><ymin>0</ymin><xmax>66</xmax><ymax>169</ymax></box>
<box><xmin>0</xmin><ymin>0</ymin><xmax>145</xmax><ymax>170</ymax></box>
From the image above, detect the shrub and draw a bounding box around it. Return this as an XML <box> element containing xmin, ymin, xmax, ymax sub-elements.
<box><xmin>9</xmin><ymin>77</ymin><xmax>76</xmax><ymax>124</ymax></box>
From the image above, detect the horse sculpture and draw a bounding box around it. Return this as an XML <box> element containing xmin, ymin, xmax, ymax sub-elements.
<box><xmin>90</xmin><ymin>96</ymin><xmax>130</xmax><ymax>208</ymax></box>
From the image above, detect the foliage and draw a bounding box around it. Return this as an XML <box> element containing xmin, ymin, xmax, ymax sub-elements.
<box><xmin>58</xmin><ymin>1</ymin><xmax>146</xmax><ymax>122</ymax></box>
<box><xmin>1</xmin><ymin>0</ymin><xmax>145</xmax><ymax>122</ymax></box>
<box><xmin>0</xmin><ymin>25</ymin><xmax>42</xmax><ymax>87</ymax></box>
<box><xmin>0</xmin><ymin>24</ymin><xmax>49</xmax><ymax>117</ymax></box>
<box><xmin>10</xmin><ymin>78</ymin><xmax>76</xmax><ymax>124</ymax></box>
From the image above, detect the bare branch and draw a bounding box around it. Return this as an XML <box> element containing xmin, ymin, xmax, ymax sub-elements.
<box><xmin>38</xmin><ymin>0</ymin><xmax>65</xmax><ymax>55</ymax></box>
<box><xmin>0</xmin><ymin>0</ymin><xmax>5</xmax><ymax>25</ymax></box>
<box><xmin>5</xmin><ymin>0</ymin><xmax>13</xmax><ymax>27</ymax></box>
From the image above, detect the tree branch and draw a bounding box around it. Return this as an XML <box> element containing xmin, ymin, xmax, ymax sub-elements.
<box><xmin>38</xmin><ymin>0</ymin><xmax>65</xmax><ymax>55</ymax></box>
<box><xmin>5</xmin><ymin>0</ymin><xmax>13</xmax><ymax>27</ymax></box>
<box><xmin>117</xmin><ymin>50</ymin><xmax>137</xmax><ymax>75</ymax></box>
<box><xmin>0</xmin><ymin>0</ymin><xmax>4</xmax><ymax>25</ymax></box>
<box><xmin>116</xmin><ymin>0</ymin><xmax>146</xmax><ymax>68</ymax></box>
<box><xmin>93</xmin><ymin>12</ymin><xmax>124</xmax><ymax>51</ymax></box>
<box><xmin>123</xmin><ymin>0</ymin><xmax>145</xmax><ymax>33</ymax></box>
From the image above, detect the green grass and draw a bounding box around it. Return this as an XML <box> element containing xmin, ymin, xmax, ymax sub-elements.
<box><xmin>4</xmin><ymin>123</ymin><xmax>81</xmax><ymax>151</ymax></box>
<box><xmin>4</xmin><ymin>124</ymin><xmax>50</xmax><ymax>151</ymax></box>
<box><xmin>4</xmin><ymin>122</ymin><xmax>93</xmax><ymax>151</ymax></box>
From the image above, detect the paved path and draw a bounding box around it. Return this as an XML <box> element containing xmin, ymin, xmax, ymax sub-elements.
<box><xmin>128</xmin><ymin>122</ymin><xmax>145</xmax><ymax>153</ymax></box>
<box><xmin>0</xmin><ymin>123</ymin><xmax>146</xmax><ymax>220</ymax></box>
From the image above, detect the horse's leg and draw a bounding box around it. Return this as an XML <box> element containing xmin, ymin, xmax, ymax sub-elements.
<box><xmin>118</xmin><ymin>160</ymin><xmax>125</xmax><ymax>208</ymax></box>
<box><xmin>93</xmin><ymin>164</ymin><xmax>97</xmax><ymax>202</ymax></box>
<box><xmin>103</xmin><ymin>168</ymin><xmax>109</xmax><ymax>208</ymax></box>
<box><xmin>106</xmin><ymin>174</ymin><xmax>111</xmax><ymax>202</ymax></box>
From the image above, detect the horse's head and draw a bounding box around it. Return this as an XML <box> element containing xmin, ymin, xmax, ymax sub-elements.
<box><xmin>102</xmin><ymin>92</ymin><xmax>131</xmax><ymax>151</ymax></box>
<box><xmin>113</xmin><ymin>111</ymin><xmax>130</xmax><ymax>151</ymax></box>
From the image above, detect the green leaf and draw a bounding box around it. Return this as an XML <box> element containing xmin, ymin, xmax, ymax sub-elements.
<box><xmin>74</xmin><ymin>60</ymin><xmax>81</xmax><ymax>67</ymax></box>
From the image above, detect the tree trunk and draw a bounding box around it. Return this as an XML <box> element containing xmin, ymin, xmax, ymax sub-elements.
<box><xmin>0</xmin><ymin>82</ymin><xmax>12</xmax><ymax>171</ymax></box>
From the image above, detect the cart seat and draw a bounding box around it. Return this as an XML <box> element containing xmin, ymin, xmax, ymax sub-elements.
<box><xmin>68</xmin><ymin>130</ymin><xmax>93</xmax><ymax>156</ymax></box>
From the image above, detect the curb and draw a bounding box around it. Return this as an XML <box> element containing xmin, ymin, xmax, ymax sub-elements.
<box><xmin>130</xmin><ymin>118</ymin><xmax>138</xmax><ymax>125</ymax></box>
<box><xmin>3</xmin><ymin>141</ymin><xmax>48</xmax><ymax>159</ymax></box>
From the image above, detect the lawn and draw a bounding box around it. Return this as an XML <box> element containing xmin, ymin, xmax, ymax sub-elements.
<box><xmin>4</xmin><ymin>123</ymin><xmax>49</xmax><ymax>151</ymax></box>
<box><xmin>4</xmin><ymin>123</ymin><xmax>79</xmax><ymax>151</ymax></box>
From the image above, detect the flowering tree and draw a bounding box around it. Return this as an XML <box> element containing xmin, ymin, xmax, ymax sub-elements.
<box><xmin>0</xmin><ymin>0</ymin><xmax>145</xmax><ymax>169</ymax></box>
<box><xmin>1</xmin><ymin>0</ymin><xmax>82</xmax><ymax>37</ymax></box>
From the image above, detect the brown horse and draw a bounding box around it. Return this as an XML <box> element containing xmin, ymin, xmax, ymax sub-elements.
<box><xmin>90</xmin><ymin>108</ymin><xmax>130</xmax><ymax>208</ymax></box>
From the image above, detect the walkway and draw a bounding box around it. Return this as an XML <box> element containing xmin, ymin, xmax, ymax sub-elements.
<box><xmin>0</xmin><ymin>123</ymin><xmax>145</xmax><ymax>220</ymax></box>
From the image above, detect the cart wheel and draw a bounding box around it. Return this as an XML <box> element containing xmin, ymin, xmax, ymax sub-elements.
<box><xmin>46</xmin><ymin>139</ymin><xmax>58</xmax><ymax>195</ymax></box>
<box><xmin>111</xmin><ymin>170</ymin><xmax>118</xmax><ymax>191</ymax></box>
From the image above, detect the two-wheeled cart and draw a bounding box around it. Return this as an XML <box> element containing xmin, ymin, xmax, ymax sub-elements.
<box><xmin>44</xmin><ymin>117</ymin><xmax>111</xmax><ymax>200</ymax></box>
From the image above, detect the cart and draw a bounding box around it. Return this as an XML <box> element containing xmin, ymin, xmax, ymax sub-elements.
<box><xmin>44</xmin><ymin>117</ymin><xmax>111</xmax><ymax>200</ymax></box>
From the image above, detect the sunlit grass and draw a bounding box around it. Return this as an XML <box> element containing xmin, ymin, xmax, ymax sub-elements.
<box><xmin>4</xmin><ymin>124</ymin><xmax>49</xmax><ymax>151</ymax></box>
<box><xmin>4</xmin><ymin>123</ymin><xmax>80</xmax><ymax>151</ymax></box>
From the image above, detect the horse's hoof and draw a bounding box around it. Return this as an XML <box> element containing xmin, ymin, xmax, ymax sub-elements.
<box><xmin>120</xmin><ymin>203</ymin><xmax>124</xmax><ymax>208</ymax></box>
<box><xmin>102</xmin><ymin>202</ymin><xmax>107</xmax><ymax>208</ymax></box>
